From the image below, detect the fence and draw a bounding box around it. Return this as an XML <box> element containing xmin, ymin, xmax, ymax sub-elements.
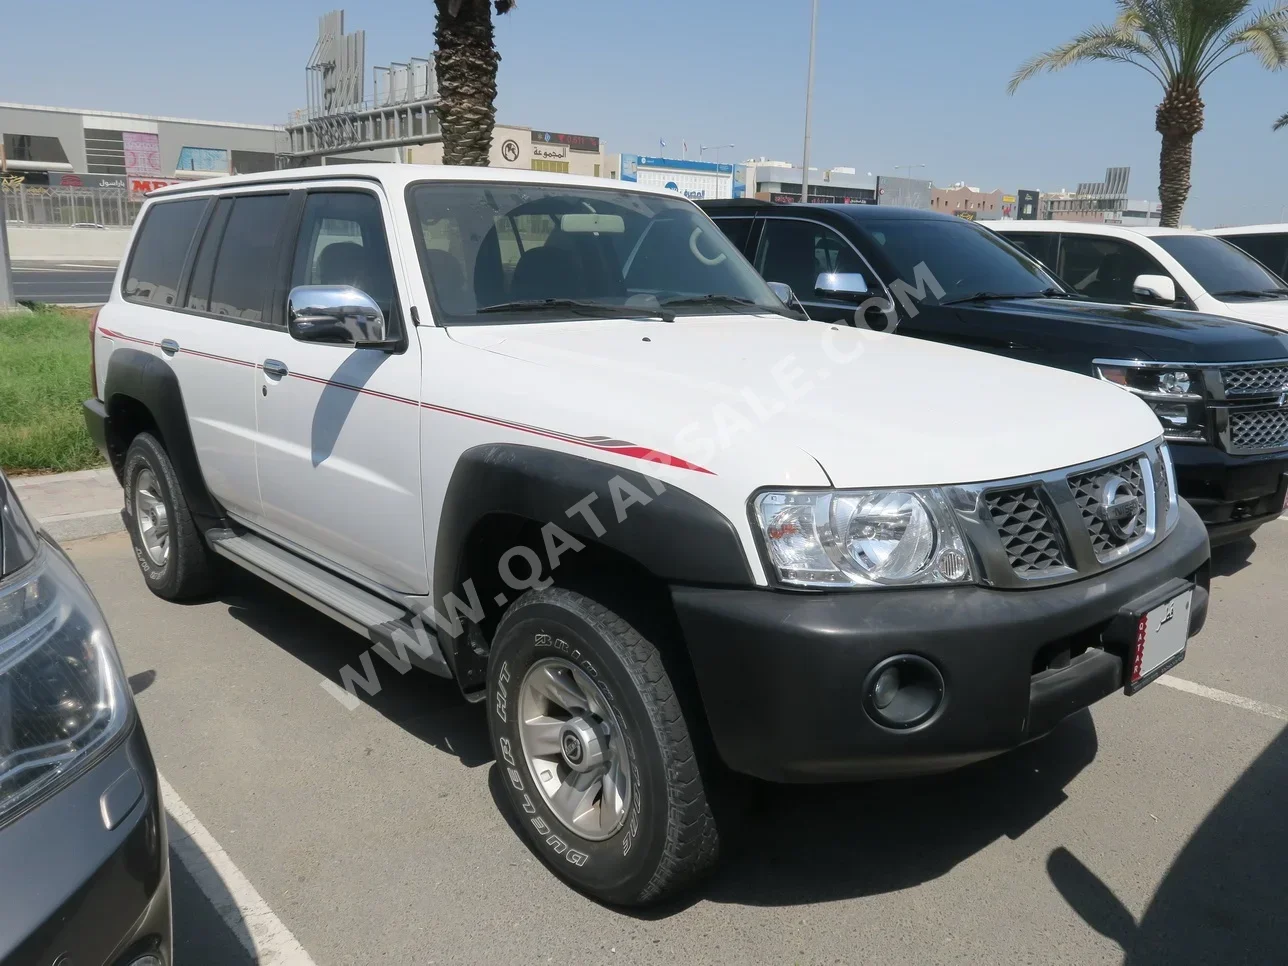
<box><xmin>2</xmin><ymin>184</ymin><xmax>143</xmax><ymax>228</ymax></box>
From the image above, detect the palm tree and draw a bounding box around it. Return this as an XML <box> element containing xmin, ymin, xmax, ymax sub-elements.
<box><xmin>1010</xmin><ymin>1</ymin><xmax>1288</xmax><ymax>227</ymax></box>
<box><xmin>435</xmin><ymin>0</ymin><xmax>517</xmax><ymax>165</ymax></box>
<box><xmin>1276</xmin><ymin>111</ymin><xmax>1288</xmax><ymax>129</ymax></box>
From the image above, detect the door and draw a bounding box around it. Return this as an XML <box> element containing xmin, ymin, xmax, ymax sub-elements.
<box><xmin>253</xmin><ymin>186</ymin><xmax>427</xmax><ymax>595</ymax></box>
<box><xmin>1053</xmin><ymin>233</ymin><xmax>1182</xmax><ymax>307</ymax></box>
<box><xmin>752</xmin><ymin>216</ymin><xmax>886</xmax><ymax>325</ymax></box>
<box><xmin>153</xmin><ymin>192</ymin><xmax>291</xmax><ymax>525</ymax></box>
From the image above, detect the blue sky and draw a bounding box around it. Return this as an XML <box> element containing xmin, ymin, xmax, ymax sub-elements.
<box><xmin>3</xmin><ymin>0</ymin><xmax>1286</xmax><ymax>227</ymax></box>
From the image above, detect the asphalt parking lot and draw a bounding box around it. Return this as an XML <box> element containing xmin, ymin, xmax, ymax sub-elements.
<box><xmin>65</xmin><ymin>522</ymin><xmax>1287</xmax><ymax>966</ymax></box>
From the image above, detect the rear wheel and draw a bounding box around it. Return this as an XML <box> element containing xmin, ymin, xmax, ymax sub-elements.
<box><xmin>487</xmin><ymin>587</ymin><xmax>719</xmax><ymax>905</ymax></box>
<box><xmin>122</xmin><ymin>433</ymin><xmax>215</xmax><ymax>601</ymax></box>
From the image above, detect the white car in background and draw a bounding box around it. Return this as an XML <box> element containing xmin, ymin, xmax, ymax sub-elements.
<box><xmin>992</xmin><ymin>221</ymin><xmax>1288</xmax><ymax>332</ymax></box>
<box><xmin>1206</xmin><ymin>224</ymin><xmax>1288</xmax><ymax>287</ymax></box>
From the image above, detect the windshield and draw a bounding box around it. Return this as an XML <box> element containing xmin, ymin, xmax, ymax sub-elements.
<box><xmin>859</xmin><ymin>217</ymin><xmax>1062</xmax><ymax>303</ymax></box>
<box><xmin>1154</xmin><ymin>234</ymin><xmax>1288</xmax><ymax>298</ymax></box>
<box><xmin>406</xmin><ymin>181</ymin><xmax>788</xmax><ymax>323</ymax></box>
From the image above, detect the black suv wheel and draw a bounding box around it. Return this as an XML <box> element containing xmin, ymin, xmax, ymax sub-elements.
<box><xmin>487</xmin><ymin>587</ymin><xmax>719</xmax><ymax>905</ymax></box>
<box><xmin>122</xmin><ymin>433</ymin><xmax>215</xmax><ymax>601</ymax></box>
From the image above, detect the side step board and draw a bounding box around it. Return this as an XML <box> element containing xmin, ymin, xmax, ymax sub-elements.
<box><xmin>206</xmin><ymin>529</ymin><xmax>453</xmax><ymax>680</ymax></box>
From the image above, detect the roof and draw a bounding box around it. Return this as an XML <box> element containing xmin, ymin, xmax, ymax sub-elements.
<box><xmin>147</xmin><ymin>163</ymin><xmax>684</xmax><ymax>200</ymax></box>
<box><xmin>992</xmin><ymin>221</ymin><xmax>1195</xmax><ymax>239</ymax></box>
<box><xmin>1207</xmin><ymin>223</ymin><xmax>1288</xmax><ymax>236</ymax></box>
<box><xmin>0</xmin><ymin>100</ymin><xmax>282</xmax><ymax>132</ymax></box>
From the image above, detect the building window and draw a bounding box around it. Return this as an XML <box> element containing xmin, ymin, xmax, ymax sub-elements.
<box><xmin>594</xmin><ymin>163</ymin><xmax>601</xmax><ymax>178</ymax></box>
<box><xmin>231</xmin><ymin>149</ymin><xmax>276</xmax><ymax>175</ymax></box>
<box><xmin>85</xmin><ymin>129</ymin><xmax>127</xmax><ymax>175</ymax></box>
<box><xmin>2</xmin><ymin>133</ymin><xmax>70</xmax><ymax>165</ymax></box>
<box><xmin>531</xmin><ymin>159</ymin><xmax>570</xmax><ymax>174</ymax></box>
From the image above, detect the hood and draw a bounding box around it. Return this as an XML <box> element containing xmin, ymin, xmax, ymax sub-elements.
<box><xmin>445</xmin><ymin>317</ymin><xmax>1163</xmax><ymax>488</ymax></box>
<box><xmin>1208</xmin><ymin>298</ymin><xmax>1288</xmax><ymax>333</ymax></box>
<box><xmin>960</xmin><ymin>298</ymin><xmax>1288</xmax><ymax>362</ymax></box>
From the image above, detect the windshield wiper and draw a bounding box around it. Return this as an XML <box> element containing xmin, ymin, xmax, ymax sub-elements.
<box><xmin>939</xmin><ymin>290</ymin><xmax>1054</xmax><ymax>306</ymax></box>
<box><xmin>1210</xmin><ymin>288</ymin><xmax>1288</xmax><ymax>300</ymax></box>
<box><xmin>660</xmin><ymin>294</ymin><xmax>798</xmax><ymax>318</ymax></box>
<box><xmin>477</xmin><ymin>298</ymin><xmax>674</xmax><ymax>322</ymax></box>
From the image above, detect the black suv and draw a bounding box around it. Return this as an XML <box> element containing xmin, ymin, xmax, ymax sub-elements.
<box><xmin>701</xmin><ymin>200</ymin><xmax>1288</xmax><ymax>544</ymax></box>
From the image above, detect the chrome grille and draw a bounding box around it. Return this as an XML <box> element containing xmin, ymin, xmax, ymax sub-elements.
<box><xmin>1229</xmin><ymin>406</ymin><xmax>1288</xmax><ymax>453</ymax></box>
<box><xmin>985</xmin><ymin>487</ymin><xmax>1068</xmax><ymax>576</ymax></box>
<box><xmin>1221</xmin><ymin>364</ymin><xmax>1288</xmax><ymax>396</ymax></box>
<box><xmin>1067</xmin><ymin>458</ymin><xmax>1148</xmax><ymax>561</ymax></box>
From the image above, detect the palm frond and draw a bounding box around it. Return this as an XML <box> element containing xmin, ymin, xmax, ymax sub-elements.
<box><xmin>1224</xmin><ymin>4</ymin><xmax>1288</xmax><ymax>68</ymax></box>
<box><xmin>1276</xmin><ymin>110</ymin><xmax>1288</xmax><ymax>129</ymax></box>
<box><xmin>1008</xmin><ymin>23</ymin><xmax>1169</xmax><ymax>92</ymax></box>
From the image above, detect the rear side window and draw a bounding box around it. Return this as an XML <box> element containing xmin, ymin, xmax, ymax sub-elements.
<box><xmin>710</xmin><ymin>217</ymin><xmax>754</xmax><ymax>253</ymax></box>
<box><xmin>1221</xmin><ymin>233</ymin><xmax>1288</xmax><ymax>280</ymax></box>
<box><xmin>186</xmin><ymin>198</ymin><xmax>232</xmax><ymax>313</ymax></box>
<box><xmin>207</xmin><ymin>194</ymin><xmax>291</xmax><ymax>323</ymax></box>
<box><xmin>1004</xmin><ymin>232</ymin><xmax>1059</xmax><ymax>271</ymax></box>
<box><xmin>123</xmin><ymin>199</ymin><xmax>208</xmax><ymax>307</ymax></box>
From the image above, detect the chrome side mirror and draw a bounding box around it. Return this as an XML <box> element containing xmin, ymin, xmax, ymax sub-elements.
<box><xmin>287</xmin><ymin>285</ymin><xmax>390</xmax><ymax>346</ymax></box>
<box><xmin>766</xmin><ymin>281</ymin><xmax>813</xmax><ymax>320</ymax></box>
<box><xmin>815</xmin><ymin>272</ymin><xmax>869</xmax><ymax>300</ymax></box>
<box><xmin>1132</xmin><ymin>274</ymin><xmax>1176</xmax><ymax>304</ymax></box>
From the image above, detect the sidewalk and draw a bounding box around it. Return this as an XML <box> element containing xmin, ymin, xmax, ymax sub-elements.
<box><xmin>10</xmin><ymin>467</ymin><xmax>124</xmax><ymax>541</ymax></box>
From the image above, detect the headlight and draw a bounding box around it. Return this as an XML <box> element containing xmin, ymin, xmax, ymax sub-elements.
<box><xmin>753</xmin><ymin>488</ymin><xmax>974</xmax><ymax>589</ymax></box>
<box><xmin>0</xmin><ymin>546</ymin><xmax>130</xmax><ymax>827</ymax></box>
<box><xmin>1095</xmin><ymin>364</ymin><xmax>1207</xmax><ymax>442</ymax></box>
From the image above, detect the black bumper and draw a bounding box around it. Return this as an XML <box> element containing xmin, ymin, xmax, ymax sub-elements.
<box><xmin>0</xmin><ymin>718</ymin><xmax>171</xmax><ymax>966</ymax></box>
<box><xmin>672</xmin><ymin>502</ymin><xmax>1211</xmax><ymax>783</ymax></box>
<box><xmin>1171</xmin><ymin>443</ymin><xmax>1288</xmax><ymax>545</ymax></box>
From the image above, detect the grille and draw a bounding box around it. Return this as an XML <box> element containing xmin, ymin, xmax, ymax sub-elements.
<box><xmin>1229</xmin><ymin>406</ymin><xmax>1288</xmax><ymax>452</ymax></box>
<box><xmin>1067</xmin><ymin>457</ymin><xmax>1148</xmax><ymax>561</ymax></box>
<box><xmin>985</xmin><ymin>487</ymin><xmax>1068</xmax><ymax>576</ymax></box>
<box><xmin>1221</xmin><ymin>365</ymin><xmax>1288</xmax><ymax>396</ymax></box>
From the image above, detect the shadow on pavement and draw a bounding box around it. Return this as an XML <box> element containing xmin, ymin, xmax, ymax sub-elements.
<box><xmin>488</xmin><ymin>708</ymin><xmax>1100</xmax><ymax>914</ymax></box>
<box><xmin>1048</xmin><ymin>724</ymin><xmax>1287</xmax><ymax>965</ymax></box>
<box><xmin>1210</xmin><ymin>536</ymin><xmax>1258</xmax><ymax>579</ymax></box>
<box><xmin>167</xmin><ymin>837</ymin><xmax>257</xmax><ymax>965</ymax></box>
<box><xmin>219</xmin><ymin>570</ymin><xmax>493</xmax><ymax>768</ymax></box>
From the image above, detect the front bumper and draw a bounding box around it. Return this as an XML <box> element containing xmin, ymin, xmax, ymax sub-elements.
<box><xmin>672</xmin><ymin>501</ymin><xmax>1210</xmax><ymax>783</ymax></box>
<box><xmin>0</xmin><ymin>718</ymin><xmax>172</xmax><ymax>966</ymax></box>
<box><xmin>1170</xmin><ymin>443</ymin><xmax>1288</xmax><ymax>544</ymax></box>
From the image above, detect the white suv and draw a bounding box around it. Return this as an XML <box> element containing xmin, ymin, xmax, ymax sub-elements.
<box><xmin>84</xmin><ymin>165</ymin><xmax>1211</xmax><ymax>905</ymax></box>
<box><xmin>993</xmin><ymin>221</ymin><xmax>1288</xmax><ymax>330</ymax></box>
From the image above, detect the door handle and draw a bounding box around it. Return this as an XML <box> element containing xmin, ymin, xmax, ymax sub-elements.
<box><xmin>160</xmin><ymin>338</ymin><xmax>179</xmax><ymax>356</ymax></box>
<box><xmin>262</xmin><ymin>359</ymin><xmax>289</xmax><ymax>379</ymax></box>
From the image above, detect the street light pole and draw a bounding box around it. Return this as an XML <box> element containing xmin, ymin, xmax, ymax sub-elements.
<box><xmin>894</xmin><ymin>163</ymin><xmax>926</xmax><ymax>206</ymax></box>
<box><xmin>0</xmin><ymin>198</ymin><xmax>14</xmax><ymax>313</ymax></box>
<box><xmin>799</xmin><ymin>0</ymin><xmax>819</xmax><ymax>204</ymax></box>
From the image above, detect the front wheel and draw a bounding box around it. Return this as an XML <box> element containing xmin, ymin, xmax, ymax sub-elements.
<box><xmin>487</xmin><ymin>588</ymin><xmax>719</xmax><ymax>905</ymax></box>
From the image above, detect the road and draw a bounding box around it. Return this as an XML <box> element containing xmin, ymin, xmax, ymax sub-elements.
<box><xmin>10</xmin><ymin>259</ymin><xmax>117</xmax><ymax>305</ymax></box>
<box><xmin>64</xmin><ymin>524</ymin><xmax>1288</xmax><ymax>966</ymax></box>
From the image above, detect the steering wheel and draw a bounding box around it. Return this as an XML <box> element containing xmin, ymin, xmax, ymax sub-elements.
<box><xmin>690</xmin><ymin>227</ymin><xmax>726</xmax><ymax>267</ymax></box>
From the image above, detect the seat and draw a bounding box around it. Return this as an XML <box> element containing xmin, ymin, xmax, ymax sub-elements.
<box><xmin>510</xmin><ymin>245</ymin><xmax>586</xmax><ymax>301</ymax></box>
<box><xmin>315</xmin><ymin>241</ymin><xmax>394</xmax><ymax>316</ymax></box>
<box><xmin>423</xmin><ymin>248</ymin><xmax>471</xmax><ymax>315</ymax></box>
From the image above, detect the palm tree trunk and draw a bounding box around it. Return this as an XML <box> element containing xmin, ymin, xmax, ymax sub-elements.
<box><xmin>1155</xmin><ymin>82</ymin><xmax>1204</xmax><ymax>229</ymax></box>
<box><xmin>435</xmin><ymin>0</ymin><xmax>501</xmax><ymax>166</ymax></box>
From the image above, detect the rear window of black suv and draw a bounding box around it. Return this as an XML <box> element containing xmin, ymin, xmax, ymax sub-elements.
<box><xmin>122</xmin><ymin>198</ymin><xmax>208</xmax><ymax>307</ymax></box>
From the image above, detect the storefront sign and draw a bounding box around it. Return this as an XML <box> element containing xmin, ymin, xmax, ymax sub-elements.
<box><xmin>176</xmin><ymin>146</ymin><xmax>230</xmax><ymax>174</ymax></box>
<box><xmin>123</xmin><ymin>132</ymin><xmax>162</xmax><ymax>177</ymax></box>
<box><xmin>531</xmin><ymin>131</ymin><xmax>600</xmax><ymax>153</ymax></box>
<box><xmin>50</xmin><ymin>173</ymin><xmax>129</xmax><ymax>190</ymax></box>
<box><xmin>129</xmin><ymin>177</ymin><xmax>181</xmax><ymax>194</ymax></box>
<box><xmin>532</xmin><ymin>144</ymin><xmax>568</xmax><ymax>161</ymax></box>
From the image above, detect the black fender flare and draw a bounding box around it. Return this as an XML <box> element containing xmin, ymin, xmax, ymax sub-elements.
<box><xmin>432</xmin><ymin>443</ymin><xmax>753</xmax><ymax>658</ymax></box>
<box><xmin>102</xmin><ymin>347</ymin><xmax>226</xmax><ymax>527</ymax></box>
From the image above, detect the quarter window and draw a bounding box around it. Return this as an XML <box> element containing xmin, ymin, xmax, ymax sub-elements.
<box><xmin>1221</xmin><ymin>233</ymin><xmax>1288</xmax><ymax>279</ymax></box>
<box><xmin>123</xmin><ymin>199</ymin><xmax>208</xmax><ymax>307</ymax></box>
<box><xmin>754</xmin><ymin>219</ymin><xmax>870</xmax><ymax>301</ymax></box>
<box><xmin>207</xmin><ymin>193</ymin><xmax>290</xmax><ymax>323</ymax></box>
<box><xmin>1055</xmin><ymin>235</ymin><xmax>1172</xmax><ymax>304</ymax></box>
<box><xmin>290</xmin><ymin>191</ymin><xmax>398</xmax><ymax>322</ymax></box>
<box><xmin>709</xmin><ymin>217</ymin><xmax>755</xmax><ymax>254</ymax></box>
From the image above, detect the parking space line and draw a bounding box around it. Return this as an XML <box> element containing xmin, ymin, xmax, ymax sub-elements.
<box><xmin>1158</xmin><ymin>675</ymin><xmax>1288</xmax><ymax>722</ymax></box>
<box><xmin>160</xmin><ymin>773</ymin><xmax>319</xmax><ymax>965</ymax></box>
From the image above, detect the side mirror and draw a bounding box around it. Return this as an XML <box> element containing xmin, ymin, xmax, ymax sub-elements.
<box><xmin>288</xmin><ymin>286</ymin><xmax>390</xmax><ymax>347</ymax></box>
<box><xmin>766</xmin><ymin>281</ymin><xmax>813</xmax><ymax>320</ymax></box>
<box><xmin>815</xmin><ymin>272</ymin><xmax>870</xmax><ymax>302</ymax></box>
<box><xmin>1132</xmin><ymin>274</ymin><xmax>1176</xmax><ymax>304</ymax></box>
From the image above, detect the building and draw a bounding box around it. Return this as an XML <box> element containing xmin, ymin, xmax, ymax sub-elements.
<box><xmin>1038</xmin><ymin>167</ymin><xmax>1162</xmax><ymax>226</ymax></box>
<box><xmin>0</xmin><ymin>101</ymin><xmax>283</xmax><ymax>193</ymax></box>
<box><xmin>744</xmin><ymin>160</ymin><xmax>878</xmax><ymax>204</ymax></box>
<box><xmin>605</xmin><ymin>155</ymin><xmax>747</xmax><ymax>201</ymax></box>
<box><xmin>930</xmin><ymin>183</ymin><xmax>1011</xmax><ymax>220</ymax></box>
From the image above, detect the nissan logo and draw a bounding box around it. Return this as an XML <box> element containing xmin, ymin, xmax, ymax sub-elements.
<box><xmin>1095</xmin><ymin>476</ymin><xmax>1143</xmax><ymax>540</ymax></box>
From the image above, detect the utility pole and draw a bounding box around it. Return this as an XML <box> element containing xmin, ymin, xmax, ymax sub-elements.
<box><xmin>799</xmin><ymin>0</ymin><xmax>818</xmax><ymax>204</ymax></box>
<box><xmin>0</xmin><ymin>143</ymin><xmax>14</xmax><ymax>313</ymax></box>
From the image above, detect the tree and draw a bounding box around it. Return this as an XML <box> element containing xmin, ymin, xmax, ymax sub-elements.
<box><xmin>1010</xmin><ymin>1</ymin><xmax>1288</xmax><ymax>227</ymax></box>
<box><xmin>1276</xmin><ymin>111</ymin><xmax>1288</xmax><ymax>129</ymax></box>
<box><xmin>434</xmin><ymin>0</ymin><xmax>517</xmax><ymax>166</ymax></box>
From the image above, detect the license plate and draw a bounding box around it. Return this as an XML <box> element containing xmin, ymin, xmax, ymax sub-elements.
<box><xmin>1125</xmin><ymin>589</ymin><xmax>1192</xmax><ymax>695</ymax></box>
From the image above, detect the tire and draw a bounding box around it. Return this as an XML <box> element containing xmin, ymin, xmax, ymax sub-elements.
<box><xmin>487</xmin><ymin>587</ymin><xmax>719</xmax><ymax>906</ymax></box>
<box><xmin>122</xmin><ymin>432</ymin><xmax>215</xmax><ymax>601</ymax></box>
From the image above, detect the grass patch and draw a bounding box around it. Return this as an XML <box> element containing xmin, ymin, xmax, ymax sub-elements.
<box><xmin>0</xmin><ymin>305</ymin><xmax>105</xmax><ymax>473</ymax></box>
